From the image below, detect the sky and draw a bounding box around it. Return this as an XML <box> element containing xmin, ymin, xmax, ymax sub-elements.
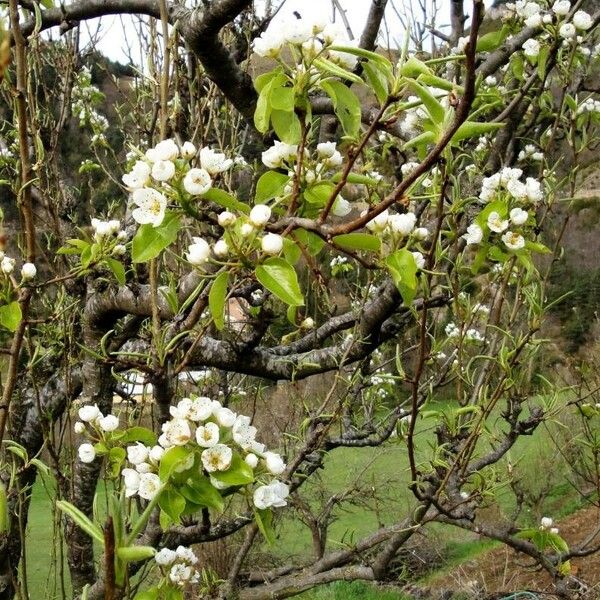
<box><xmin>70</xmin><ymin>0</ymin><xmax>483</xmax><ymax>65</ymax></box>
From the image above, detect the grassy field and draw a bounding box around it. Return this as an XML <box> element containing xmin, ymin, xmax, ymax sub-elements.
<box><xmin>22</xmin><ymin>397</ymin><xmax>582</xmax><ymax>599</ymax></box>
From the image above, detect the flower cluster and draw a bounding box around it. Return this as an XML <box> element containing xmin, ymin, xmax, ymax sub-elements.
<box><xmin>539</xmin><ymin>516</ymin><xmax>559</xmax><ymax>534</ymax></box>
<box><xmin>185</xmin><ymin>204</ymin><xmax>285</xmax><ymax>267</ymax></box>
<box><xmin>122</xmin><ymin>139</ymin><xmax>234</xmax><ymax>227</ymax></box>
<box><xmin>253</xmin><ymin>16</ymin><xmax>358</xmax><ymax>69</ymax></box>
<box><xmin>71</xmin><ymin>67</ymin><xmax>108</xmax><ymax>141</ymax></box>
<box><xmin>155</xmin><ymin>545</ymin><xmax>200</xmax><ymax>588</ymax></box>
<box><xmin>76</xmin><ymin>397</ymin><xmax>290</xmax><ymax>511</ymax></box>
<box><xmin>517</xmin><ymin>144</ymin><xmax>544</xmax><ymax>162</ymax></box>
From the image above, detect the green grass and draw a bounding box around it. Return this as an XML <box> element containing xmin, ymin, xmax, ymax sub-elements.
<box><xmin>298</xmin><ymin>581</ymin><xmax>411</xmax><ymax>599</ymax></box>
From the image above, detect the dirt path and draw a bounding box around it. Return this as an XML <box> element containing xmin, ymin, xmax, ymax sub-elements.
<box><xmin>426</xmin><ymin>506</ymin><xmax>600</xmax><ymax>598</ymax></box>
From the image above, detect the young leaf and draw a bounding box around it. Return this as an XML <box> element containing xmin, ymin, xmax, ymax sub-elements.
<box><xmin>203</xmin><ymin>188</ymin><xmax>250</xmax><ymax>214</ymax></box>
<box><xmin>132</xmin><ymin>212</ymin><xmax>180</xmax><ymax>263</ymax></box>
<box><xmin>255</xmin><ymin>257</ymin><xmax>304</xmax><ymax>306</ymax></box>
<box><xmin>313</xmin><ymin>57</ymin><xmax>363</xmax><ymax>84</ymax></box>
<box><xmin>255</xmin><ymin>171</ymin><xmax>290</xmax><ymax>203</ymax></box>
<box><xmin>271</xmin><ymin>109</ymin><xmax>302</xmax><ymax>144</ymax></box>
<box><xmin>0</xmin><ymin>301</ymin><xmax>22</xmax><ymax>332</ymax></box>
<box><xmin>254</xmin><ymin>507</ymin><xmax>276</xmax><ymax>545</ymax></box>
<box><xmin>211</xmin><ymin>454</ymin><xmax>254</xmax><ymax>486</ymax></box>
<box><xmin>116</xmin><ymin>545</ymin><xmax>156</xmax><ymax>562</ymax></box>
<box><xmin>105</xmin><ymin>258</ymin><xmax>126</xmax><ymax>285</ymax></box>
<box><xmin>159</xmin><ymin>447</ymin><xmax>192</xmax><ymax>482</ymax></box>
<box><xmin>385</xmin><ymin>248</ymin><xmax>418</xmax><ymax>306</ymax></box>
<box><xmin>180</xmin><ymin>476</ymin><xmax>224</xmax><ymax>511</ymax></box>
<box><xmin>410</xmin><ymin>80</ymin><xmax>445</xmax><ymax>126</ymax></box>
<box><xmin>158</xmin><ymin>488</ymin><xmax>186</xmax><ymax>524</ymax></box>
<box><xmin>451</xmin><ymin>121</ymin><xmax>504</xmax><ymax>144</ymax></box>
<box><xmin>320</xmin><ymin>80</ymin><xmax>362</xmax><ymax>139</ymax></box>
<box><xmin>209</xmin><ymin>271</ymin><xmax>229</xmax><ymax>331</ymax></box>
<box><xmin>332</xmin><ymin>233</ymin><xmax>381</xmax><ymax>252</ymax></box>
<box><xmin>56</xmin><ymin>500</ymin><xmax>104</xmax><ymax>546</ymax></box>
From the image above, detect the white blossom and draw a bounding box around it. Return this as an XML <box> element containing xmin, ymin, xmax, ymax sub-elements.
<box><xmin>245</xmin><ymin>453</ymin><xmax>259</xmax><ymax>468</ymax></box>
<box><xmin>21</xmin><ymin>262</ymin><xmax>37</xmax><ymax>280</ymax></box>
<box><xmin>98</xmin><ymin>414</ymin><xmax>119</xmax><ymax>432</ymax></box>
<box><xmin>249</xmin><ymin>204</ymin><xmax>272</xmax><ymax>227</ymax></box>
<box><xmin>559</xmin><ymin>23</ymin><xmax>576</xmax><ymax>38</ymax></box>
<box><xmin>573</xmin><ymin>10</ymin><xmax>592</xmax><ymax>30</ymax></box>
<box><xmin>412</xmin><ymin>251</ymin><xmax>425</xmax><ymax>270</ymax></box>
<box><xmin>261</xmin><ymin>233</ymin><xmax>284</xmax><ymax>255</ymax></box>
<box><xmin>122</xmin><ymin>468</ymin><xmax>140</xmax><ymax>497</ymax></box>
<box><xmin>149</xmin><ymin>445</ymin><xmax>165</xmax><ymax>464</ymax></box>
<box><xmin>1</xmin><ymin>256</ymin><xmax>15</xmax><ymax>274</ymax></box>
<box><xmin>131</xmin><ymin>188</ymin><xmax>167</xmax><ymax>227</ymax></box>
<box><xmin>162</xmin><ymin>418</ymin><xmax>192</xmax><ymax>446</ymax></box>
<box><xmin>78</xmin><ymin>404</ymin><xmax>101</xmax><ymax>423</ymax></box>
<box><xmin>522</xmin><ymin>38</ymin><xmax>540</xmax><ymax>57</ymax></box>
<box><xmin>332</xmin><ymin>197</ymin><xmax>352</xmax><ymax>217</ymax></box>
<box><xmin>74</xmin><ymin>421</ymin><xmax>85</xmax><ymax>434</ymax></box>
<box><xmin>181</xmin><ymin>141</ymin><xmax>196</xmax><ymax>159</ymax></box>
<box><xmin>463</xmin><ymin>223</ymin><xmax>484</xmax><ymax>245</ymax></box>
<box><xmin>388</xmin><ymin>212</ymin><xmax>416</xmax><ymax>236</ymax></box>
<box><xmin>253</xmin><ymin>481</ymin><xmax>289</xmax><ymax>509</ymax></box>
<box><xmin>155</xmin><ymin>548</ymin><xmax>177</xmax><ymax>566</ymax></box>
<box><xmin>264</xmin><ymin>451</ymin><xmax>286</xmax><ymax>475</ymax></box>
<box><xmin>199</xmin><ymin>146</ymin><xmax>233</xmax><ymax>175</ymax></box>
<box><xmin>552</xmin><ymin>0</ymin><xmax>570</xmax><ymax>16</ymax></box>
<box><xmin>510</xmin><ymin>207</ymin><xmax>528</xmax><ymax>225</ymax></box>
<box><xmin>218</xmin><ymin>211</ymin><xmax>237</xmax><ymax>227</ymax></box>
<box><xmin>127</xmin><ymin>443</ymin><xmax>149</xmax><ymax>465</ymax></box>
<box><xmin>213</xmin><ymin>239</ymin><xmax>229</xmax><ymax>258</ymax></box>
<box><xmin>138</xmin><ymin>472</ymin><xmax>161</xmax><ymax>500</ymax></box>
<box><xmin>364</xmin><ymin>209</ymin><xmax>389</xmax><ymax>232</ymax></box>
<box><xmin>195</xmin><ymin>422</ymin><xmax>220</xmax><ymax>447</ymax></box>
<box><xmin>147</xmin><ymin>139</ymin><xmax>179</xmax><ymax>162</ymax></box>
<box><xmin>201</xmin><ymin>444</ymin><xmax>233</xmax><ymax>472</ymax></box>
<box><xmin>188</xmin><ymin>397</ymin><xmax>214</xmax><ymax>421</ymax></box>
<box><xmin>186</xmin><ymin>237</ymin><xmax>211</xmax><ymax>266</ymax></box>
<box><xmin>487</xmin><ymin>211</ymin><xmax>509</xmax><ymax>233</ymax></box>
<box><xmin>261</xmin><ymin>141</ymin><xmax>297</xmax><ymax>169</ymax></box>
<box><xmin>540</xmin><ymin>516</ymin><xmax>553</xmax><ymax>529</ymax></box>
<box><xmin>78</xmin><ymin>443</ymin><xmax>96</xmax><ymax>463</ymax></box>
<box><xmin>501</xmin><ymin>231</ymin><xmax>526</xmax><ymax>250</ymax></box>
<box><xmin>183</xmin><ymin>168</ymin><xmax>212</xmax><ymax>195</ymax></box>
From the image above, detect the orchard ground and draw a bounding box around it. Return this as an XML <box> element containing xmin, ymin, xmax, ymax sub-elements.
<box><xmin>21</xmin><ymin>395</ymin><xmax>596</xmax><ymax>599</ymax></box>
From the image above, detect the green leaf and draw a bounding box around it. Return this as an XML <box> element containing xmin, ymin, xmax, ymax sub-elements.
<box><xmin>105</xmin><ymin>258</ymin><xmax>126</xmax><ymax>285</ymax></box>
<box><xmin>363</xmin><ymin>62</ymin><xmax>389</xmax><ymax>105</ymax></box>
<box><xmin>410</xmin><ymin>80</ymin><xmax>445</xmax><ymax>125</ymax></box>
<box><xmin>329</xmin><ymin>45</ymin><xmax>391</xmax><ymax>68</ymax></box>
<box><xmin>402</xmin><ymin>130</ymin><xmax>436</xmax><ymax>151</ymax></box>
<box><xmin>475</xmin><ymin>199</ymin><xmax>507</xmax><ymax>229</ymax></box>
<box><xmin>418</xmin><ymin>73</ymin><xmax>463</xmax><ymax>94</ymax></box>
<box><xmin>270</xmin><ymin>86</ymin><xmax>295</xmax><ymax>111</ymax></box>
<box><xmin>0</xmin><ymin>301</ymin><xmax>22</xmax><ymax>332</ymax></box>
<box><xmin>209</xmin><ymin>271</ymin><xmax>229</xmax><ymax>331</ymax></box>
<box><xmin>40</xmin><ymin>0</ymin><xmax>54</xmax><ymax>8</ymax></box>
<box><xmin>476</xmin><ymin>25</ymin><xmax>509</xmax><ymax>52</ymax></box>
<box><xmin>255</xmin><ymin>257</ymin><xmax>304</xmax><ymax>306</ymax></box>
<box><xmin>255</xmin><ymin>171</ymin><xmax>290</xmax><ymax>203</ymax></box>
<box><xmin>538</xmin><ymin>45</ymin><xmax>549</xmax><ymax>79</ymax></box>
<box><xmin>333</xmin><ymin>233</ymin><xmax>381</xmax><ymax>252</ymax></box>
<box><xmin>526</xmin><ymin>241</ymin><xmax>551</xmax><ymax>254</ymax></box>
<box><xmin>385</xmin><ymin>249</ymin><xmax>418</xmax><ymax>306</ymax></box>
<box><xmin>203</xmin><ymin>188</ymin><xmax>250</xmax><ymax>214</ymax></box>
<box><xmin>159</xmin><ymin>447</ymin><xmax>193</xmax><ymax>482</ymax></box>
<box><xmin>254</xmin><ymin>68</ymin><xmax>283</xmax><ymax>93</ymax></box>
<box><xmin>118</xmin><ymin>427</ymin><xmax>157</xmax><ymax>446</ymax></box>
<box><xmin>180</xmin><ymin>476</ymin><xmax>224</xmax><ymax>512</ymax></box>
<box><xmin>451</xmin><ymin>121</ymin><xmax>504</xmax><ymax>144</ymax></box>
<box><xmin>292</xmin><ymin>229</ymin><xmax>325</xmax><ymax>256</ymax></box>
<box><xmin>400</xmin><ymin>56</ymin><xmax>433</xmax><ymax>78</ymax></box>
<box><xmin>132</xmin><ymin>212</ymin><xmax>180</xmax><ymax>263</ymax></box>
<box><xmin>283</xmin><ymin>238</ymin><xmax>302</xmax><ymax>265</ymax></box>
<box><xmin>107</xmin><ymin>447</ymin><xmax>126</xmax><ymax>478</ymax></box>
<box><xmin>56</xmin><ymin>501</ymin><xmax>104</xmax><ymax>546</ymax></box>
<box><xmin>320</xmin><ymin>80</ymin><xmax>362</xmax><ymax>139</ymax></box>
<box><xmin>254</xmin><ymin>508</ymin><xmax>276</xmax><ymax>545</ymax></box>
<box><xmin>271</xmin><ymin>109</ymin><xmax>302</xmax><ymax>144</ymax></box>
<box><xmin>158</xmin><ymin>488</ymin><xmax>186</xmax><ymax>524</ymax></box>
<box><xmin>116</xmin><ymin>545</ymin><xmax>156</xmax><ymax>562</ymax></box>
<box><xmin>254</xmin><ymin>73</ymin><xmax>287</xmax><ymax>133</ymax></box>
<box><xmin>304</xmin><ymin>182</ymin><xmax>335</xmax><ymax>206</ymax></box>
<box><xmin>313</xmin><ymin>57</ymin><xmax>363</xmax><ymax>84</ymax></box>
<box><xmin>211</xmin><ymin>454</ymin><xmax>254</xmax><ymax>486</ymax></box>
<box><xmin>133</xmin><ymin>588</ymin><xmax>159</xmax><ymax>600</ymax></box>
